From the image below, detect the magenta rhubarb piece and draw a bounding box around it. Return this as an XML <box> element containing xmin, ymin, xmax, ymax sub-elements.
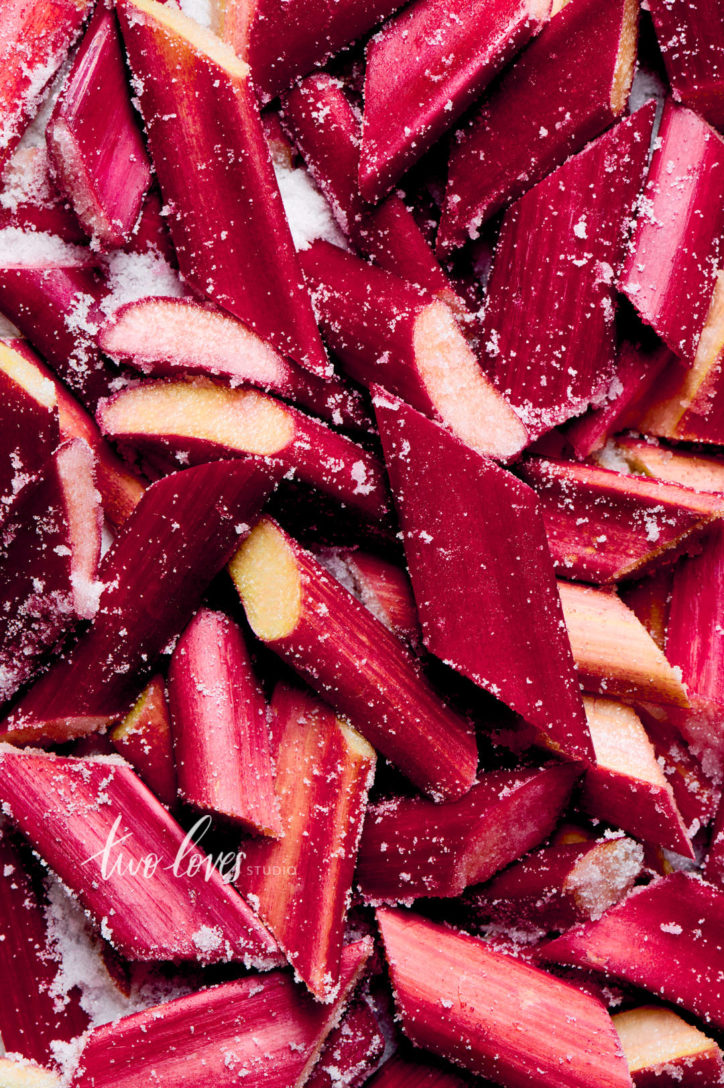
<box><xmin>0</xmin><ymin>145</ymin><xmax>87</xmax><ymax>243</ymax></box>
<box><xmin>356</xmin><ymin>763</ymin><xmax>579</xmax><ymax>903</ymax></box>
<box><xmin>2</xmin><ymin>459</ymin><xmax>276</xmax><ymax>744</ymax></box>
<box><xmin>300</xmin><ymin>241</ymin><xmax>527</xmax><ymax>459</ymax></box>
<box><xmin>229</xmin><ymin>517</ymin><xmax>478</xmax><ymax>802</ymax></box>
<box><xmin>704</xmin><ymin>790</ymin><xmax>724</xmax><ymax>888</ymax></box>
<box><xmin>0</xmin><ymin>338</ymin><xmax>60</xmax><ymax>514</ymax></box>
<box><xmin>649</xmin><ymin>0</ymin><xmax>724</xmax><ymax>130</ymax></box>
<box><xmin>0</xmin><ymin>746</ymin><xmax>278</xmax><ymax>964</ymax></box>
<box><xmin>640</xmin><ymin>708</ymin><xmax>719</xmax><ymax>839</ymax></box>
<box><xmin>375</xmin><ymin>392</ymin><xmax>591</xmax><ymax>763</ymax></box>
<box><xmin>306</xmin><ymin>999</ymin><xmax>384</xmax><ymax>1088</ymax></box>
<box><xmin>613</xmin><ymin>1005</ymin><xmax>724</xmax><ymax>1088</ymax></box>
<box><xmin>110</xmin><ymin>674</ymin><xmax>176</xmax><ymax>808</ymax></box>
<box><xmin>480</xmin><ymin>105</ymin><xmax>654</xmax><ymax>438</ymax></box>
<box><xmin>378</xmin><ymin>908</ymin><xmax>633</xmax><ymax>1088</ymax></box>
<box><xmin>358</xmin><ymin>0</ymin><xmax>551</xmax><ymax>203</ymax></box>
<box><xmin>438</xmin><ymin>0</ymin><xmax>638</xmax><ymax>252</ymax></box>
<box><xmin>117</xmin><ymin>0</ymin><xmax>329</xmax><ymax>379</ymax></box>
<box><xmin>366</xmin><ymin>1054</ymin><xmax>469</xmax><ymax>1088</ymax></box>
<box><xmin>619</xmin><ymin>568</ymin><xmax>673</xmax><ymax>650</ymax></box>
<box><xmin>334</xmin><ymin>549</ymin><xmax>421</xmax><ymax>644</ymax></box>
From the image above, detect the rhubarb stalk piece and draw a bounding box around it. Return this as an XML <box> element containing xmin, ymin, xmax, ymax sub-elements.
<box><xmin>0</xmin><ymin>1060</ymin><xmax>61</xmax><ymax>1087</ymax></box>
<box><xmin>229</xmin><ymin>517</ymin><xmax>478</xmax><ymax>801</ymax></box>
<box><xmin>329</xmin><ymin>549</ymin><xmax>421</xmax><ymax>644</ymax></box>
<box><xmin>704</xmin><ymin>790</ymin><xmax>724</xmax><ymax>887</ymax></box>
<box><xmin>306</xmin><ymin>1000</ymin><xmax>384</xmax><ymax>1088</ymax></box>
<box><xmin>110</xmin><ymin>675</ymin><xmax>176</xmax><ymax>808</ymax></box>
<box><xmin>236</xmin><ymin>684</ymin><xmax>375</xmax><ymax>999</ymax></box>
<box><xmin>613</xmin><ymin>1005</ymin><xmax>724</xmax><ymax>1087</ymax></box>
<box><xmin>617</xmin><ymin>436</ymin><xmax>724</xmax><ymax>494</ymax></box>
<box><xmin>0</xmin><ymin>145</ymin><xmax>87</xmax><ymax>243</ymax></box>
<box><xmin>0</xmin><ymin>338</ymin><xmax>60</xmax><ymax>514</ymax></box>
<box><xmin>649</xmin><ymin>0</ymin><xmax>724</xmax><ymax>130</ymax></box>
<box><xmin>640</xmin><ymin>709</ymin><xmax>720</xmax><ymax>838</ymax></box>
<box><xmin>117</xmin><ymin>0</ymin><xmax>329</xmax><ymax>379</ymax></box>
<box><xmin>375</xmin><ymin>392</ymin><xmax>591</xmax><ymax>763</ymax></box>
<box><xmin>438</xmin><ymin>0</ymin><xmax>638</xmax><ymax>251</ymax></box>
<box><xmin>378</xmin><ymin>908</ymin><xmax>633</xmax><ymax>1088</ymax></box>
<box><xmin>366</xmin><ymin>1055</ymin><xmax>469</xmax><ymax>1087</ymax></box>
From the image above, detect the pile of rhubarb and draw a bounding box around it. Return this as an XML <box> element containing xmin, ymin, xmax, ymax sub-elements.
<box><xmin>3</xmin><ymin>0</ymin><xmax>724</xmax><ymax>1084</ymax></box>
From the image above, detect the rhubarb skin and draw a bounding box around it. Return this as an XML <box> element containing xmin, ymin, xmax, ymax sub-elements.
<box><xmin>539</xmin><ymin>872</ymin><xmax>724</xmax><ymax>1031</ymax></box>
<box><xmin>704</xmin><ymin>790</ymin><xmax>724</xmax><ymax>888</ymax></box>
<box><xmin>168</xmin><ymin>609</ymin><xmax>281</xmax><ymax>835</ymax></box>
<box><xmin>2</xmin><ymin>460</ymin><xmax>276</xmax><ymax>744</ymax></box>
<box><xmin>438</xmin><ymin>0</ymin><xmax>638</xmax><ymax>251</ymax></box>
<box><xmin>480</xmin><ymin>105</ymin><xmax>654</xmax><ymax>438</ymax></box>
<box><xmin>359</xmin><ymin>0</ymin><xmax>551</xmax><ymax>203</ymax></box>
<box><xmin>337</xmin><ymin>550</ymin><xmax>421</xmax><ymax>644</ymax></box>
<box><xmin>229</xmin><ymin>517</ymin><xmax>478</xmax><ymax>802</ymax></box>
<box><xmin>0</xmin><ymin>338</ymin><xmax>60</xmax><ymax>514</ymax></box>
<box><xmin>306</xmin><ymin>999</ymin><xmax>384</xmax><ymax>1088</ymax></box>
<box><xmin>375</xmin><ymin>392</ymin><xmax>591</xmax><ymax>763</ymax></box>
<box><xmin>110</xmin><ymin>674</ymin><xmax>176</xmax><ymax>808</ymax></box>
<box><xmin>356</xmin><ymin>763</ymin><xmax>580</xmax><ymax>903</ymax></box>
<box><xmin>366</xmin><ymin>1054</ymin><xmax>469</xmax><ymax>1088</ymax></box>
<box><xmin>649</xmin><ymin>0</ymin><xmax>724</xmax><ymax>130</ymax></box>
<box><xmin>377</xmin><ymin>908</ymin><xmax>633</xmax><ymax>1088</ymax></box>
<box><xmin>639</xmin><ymin>708</ymin><xmax>720</xmax><ymax>838</ymax></box>
<box><xmin>0</xmin><ymin>145</ymin><xmax>87</xmax><ymax>243</ymax></box>
<box><xmin>0</xmin><ymin>746</ymin><xmax>278</xmax><ymax>964</ymax></box>
<box><xmin>613</xmin><ymin>1005</ymin><xmax>724</xmax><ymax>1088</ymax></box>
<box><xmin>117</xmin><ymin>0</ymin><xmax>329</xmax><ymax>379</ymax></box>
<box><xmin>236</xmin><ymin>684</ymin><xmax>375</xmax><ymax>999</ymax></box>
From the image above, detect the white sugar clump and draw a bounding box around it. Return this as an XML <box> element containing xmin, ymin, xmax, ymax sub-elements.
<box><xmin>0</xmin><ymin>227</ymin><xmax>86</xmax><ymax>266</ymax></box>
<box><xmin>273</xmin><ymin>159</ymin><xmax>346</xmax><ymax>252</ymax></box>
<box><xmin>179</xmin><ymin>0</ymin><xmax>214</xmax><ymax>28</ymax></box>
<box><xmin>101</xmin><ymin>250</ymin><xmax>186</xmax><ymax>316</ymax></box>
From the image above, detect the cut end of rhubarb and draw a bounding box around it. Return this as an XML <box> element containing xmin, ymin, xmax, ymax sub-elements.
<box><xmin>0</xmin><ymin>341</ymin><xmax>56</xmax><ymax>410</ymax></box>
<box><xmin>613</xmin><ymin>1005</ymin><xmax>722</xmax><ymax>1075</ymax></box>
<box><xmin>611</xmin><ymin>0</ymin><xmax>638</xmax><ymax>112</ymax></box>
<box><xmin>566</xmin><ymin>837</ymin><xmax>644</xmax><ymax>921</ymax></box>
<box><xmin>229</xmin><ymin>518</ymin><xmax>303</xmax><ymax>640</ymax></box>
<box><xmin>0</xmin><ymin>1059</ymin><xmax>61</xmax><ymax>1087</ymax></box>
<box><xmin>120</xmin><ymin>0</ymin><xmax>249</xmax><ymax>81</ymax></box>
<box><xmin>56</xmin><ymin>438</ymin><xmax>102</xmax><ymax>620</ymax></box>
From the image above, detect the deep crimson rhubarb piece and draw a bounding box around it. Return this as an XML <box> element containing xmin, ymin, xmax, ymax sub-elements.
<box><xmin>0</xmin><ymin>747</ymin><xmax>278</xmax><ymax>963</ymax></box>
<box><xmin>438</xmin><ymin>0</ymin><xmax>638</xmax><ymax>252</ymax></box>
<box><xmin>375</xmin><ymin>392</ymin><xmax>590</xmax><ymax>763</ymax></box>
<box><xmin>619</xmin><ymin>568</ymin><xmax>672</xmax><ymax>650</ymax></box>
<box><xmin>98</xmin><ymin>379</ymin><xmax>389</xmax><ymax>522</ymax></box>
<box><xmin>109</xmin><ymin>674</ymin><xmax>176</xmax><ymax>808</ymax></box>
<box><xmin>359</xmin><ymin>0</ymin><xmax>551</xmax><ymax>203</ymax></box>
<box><xmin>539</xmin><ymin>872</ymin><xmax>724</xmax><ymax>1030</ymax></box>
<box><xmin>306</xmin><ymin>1000</ymin><xmax>384</xmax><ymax>1088</ymax></box>
<box><xmin>168</xmin><ymin>609</ymin><xmax>280</xmax><ymax>835</ymax></box>
<box><xmin>0</xmin><ymin>338</ymin><xmax>59</xmax><ymax>514</ymax></box>
<box><xmin>704</xmin><ymin>791</ymin><xmax>724</xmax><ymax>887</ymax></box>
<box><xmin>480</xmin><ymin>105</ymin><xmax>654</xmax><ymax>438</ymax></box>
<box><xmin>378</xmin><ymin>909</ymin><xmax>632</xmax><ymax>1088</ymax></box>
<box><xmin>640</xmin><ymin>708</ymin><xmax>719</xmax><ymax>838</ymax></box>
<box><xmin>300</xmin><ymin>242</ymin><xmax>526</xmax><ymax>459</ymax></box>
<box><xmin>236</xmin><ymin>684</ymin><xmax>374</xmax><ymax>998</ymax></box>
<box><xmin>649</xmin><ymin>0</ymin><xmax>724</xmax><ymax>130</ymax></box>
<box><xmin>613</xmin><ymin>1005</ymin><xmax>724</xmax><ymax>1088</ymax></box>
<box><xmin>357</xmin><ymin>763</ymin><xmax>579</xmax><ymax>903</ymax></box>
<box><xmin>2</xmin><ymin>460</ymin><xmax>276</xmax><ymax>744</ymax></box>
<box><xmin>621</xmin><ymin>104</ymin><xmax>724</xmax><ymax>363</ymax></box>
<box><xmin>117</xmin><ymin>0</ymin><xmax>329</xmax><ymax>379</ymax></box>
<box><xmin>366</xmin><ymin>1055</ymin><xmax>469</xmax><ymax>1087</ymax></box>
<box><xmin>229</xmin><ymin>517</ymin><xmax>478</xmax><ymax>801</ymax></box>
<box><xmin>335</xmin><ymin>549</ymin><xmax>421</xmax><ymax>644</ymax></box>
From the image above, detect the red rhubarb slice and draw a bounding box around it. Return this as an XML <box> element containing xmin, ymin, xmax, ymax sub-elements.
<box><xmin>366</xmin><ymin>1054</ymin><xmax>469</xmax><ymax>1087</ymax></box>
<box><xmin>704</xmin><ymin>790</ymin><xmax>724</xmax><ymax>887</ymax></box>
<box><xmin>110</xmin><ymin>675</ymin><xmax>176</xmax><ymax>808</ymax></box>
<box><xmin>116</xmin><ymin>0</ymin><xmax>329</xmax><ymax>378</ymax></box>
<box><xmin>649</xmin><ymin>0</ymin><xmax>724</xmax><ymax>130</ymax></box>
<box><xmin>377</xmin><ymin>908</ymin><xmax>633</xmax><ymax>1088</ymax></box>
<box><xmin>229</xmin><ymin>517</ymin><xmax>478</xmax><ymax>801</ymax></box>
<box><xmin>640</xmin><ymin>708</ymin><xmax>720</xmax><ymax>838</ymax></box>
<box><xmin>613</xmin><ymin>1005</ymin><xmax>724</xmax><ymax>1087</ymax></box>
<box><xmin>331</xmin><ymin>549</ymin><xmax>421</xmax><ymax>645</ymax></box>
<box><xmin>374</xmin><ymin>392</ymin><xmax>590</xmax><ymax>763</ymax></box>
<box><xmin>438</xmin><ymin>0</ymin><xmax>638</xmax><ymax>251</ymax></box>
<box><xmin>306</xmin><ymin>999</ymin><xmax>384</xmax><ymax>1088</ymax></box>
<box><xmin>0</xmin><ymin>338</ymin><xmax>59</xmax><ymax>514</ymax></box>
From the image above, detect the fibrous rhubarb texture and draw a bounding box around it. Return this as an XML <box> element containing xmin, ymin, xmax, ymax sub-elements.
<box><xmin>613</xmin><ymin>1005</ymin><xmax>724</xmax><ymax>1087</ymax></box>
<box><xmin>299</xmin><ymin>241</ymin><xmax>527</xmax><ymax>460</ymax></box>
<box><xmin>46</xmin><ymin>6</ymin><xmax>152</xmax><ymax>247</ymax></box>
<box><xmin>229</xmin><ymin>517</ymin><xmax>477</xmax><ymax>801</ymax></box>
<box><xmin>649</xmin><ymin>0</ymin><xmax>724</xmax><ymax>130</ymax></box>
<box><xmin>640</xmin><ymin>708</ymin><xmax>720</xmax><ymax>838</ymax></box>
<box><xmin>0</xmin><ymin>338</ymin><xmax>59</xmax><ymax>514</ymax></box>
<box><xmin>356</xmin><ymin>763</ymin><xmax>579</xmax><ymax>903</ymax></box>
<box><xmin>621</xmin><ymin>103</ymin><xmax>724</xmax><ymax>363</ymax></box>
<box><xmin>236</xmin><ymin>684</ymin><xmax>374</xmax><ymax>999</ymax></box>
<box><xmin>117</xmin><ymin>0</ymin><xmax>329</xmax><ymax>378</ymax></box>
<box><xmin>3</xmin><ymin>459</ymin><xmax>276</xmax><ymax>743</ymax></box>
<box><xmin>378</xmin><ymin>908</ymin><xmax>632</xmax><ymax>1088</ymax></box>
<box><xmin>617</xmin><ymin>436</ymin><xmax>724</xmax><ymax>494</ymax></box>
<box><xmin>366</xmin><ymin>1054</ymin><xmax>469</xmax><ymax>1087</ymax></box>
<box><xmin>0</xmin><ymin>746</ymin><xmax>278</xmax><ymax>963</ymax></box>
<box><xmin>480</xmin><ymin>105</ymin><xmax>654</xmax><ymax>438</ymax></box>
<box><xmin>330</xmin><ymin>549</ymin><xmax>421</xmax><ymax>645</ymax></box>
<box><xmin>306</xmin><ymin>999</ymin><xmax>384</xmax><ymax>1088</ymax></box>
<box><xmin>438</xmin><ymin>0</ymin><xmax>638</xmax><ymax>251</ymax></box>
<box><xmin>110</xmin><ymin>674</ymin><xmax>176</xmax><ymax>808</ymax></box>
<box><xmin>375</xmin><ymin>392</ymin><xmax>590</xmax><ymax>762</ymax></box>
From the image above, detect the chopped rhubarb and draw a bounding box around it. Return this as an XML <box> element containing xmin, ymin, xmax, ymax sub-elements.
<box><xmin>704</xmin><ymin>790</ymin><xmax>724</xmax><ymax>887</ymax></box>
<box><xmin>306</xmin><ymin>999</ymin><xmax>384</xmax><ymax>1088</ymax></box>
<box><xmin>229</xmin><ymin>516</ymin><xmax>478</xmax><ymax>801</ymax></box>
<box><xmin>0</xmin><ymin>145</ymin><xmax>87</xmax><ymax>243</ymax></box>
<box><xmin>649</xmin><ymin>0</ymin><xmax>724</xmax><ymax>129</ymax></box>
<box><xmin>613</xmin><ymin>1005</ymin><xmax>724</xmax><ymax>1087</ymax></box>
<box><xmin>619</xmin><ymin>568</ymin><xmax>673</xmax><ymax>651</ymax></box>
<box><xmin>366</xmin><ymin>1054</ymin><xmax>469</xmax><ymax>1087</ymax></box>
<box><xmin>0</xmin><ymin>338</ymin><xmax>59</xmax><ymax>514</ymax></box>
<box><xmin>639</xmin><ymin>708</ymin><xmax>720</xmax><ymax>838</ymax></box>
<box><xmin>332</xmin><ymin>549</ymin><xmax>421</xmax><ymax>644</ymax></box>
<box><xmin>617</xmin><ymin>437</ymin><xmax>724</xmax><ymax>494</ymax></box>
<box><xmin>110</xmin><ymin>674</ymin><xmax>176</xmax><ymax>808</ymax></box>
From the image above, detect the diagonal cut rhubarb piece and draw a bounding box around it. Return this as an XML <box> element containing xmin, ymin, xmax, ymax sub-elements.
<box><xmin>97</xmin><ymin>379</ymin><xmax>389</xmax><ymax>522</ymax></box>
<box><xmin>356</xmin><ymin>763</ymin><xmax>580</xmax><ymax>903</ymax></box>
<box><xmin>299</xmin><ymin>241</ymin><xmax>527</xmax><ymax>459</ymax></box>
<box><xmin>438</xmin><ymin>0</ymin><xmax>638</xmax><ymax>252</ymax></box>
<box><xmin>306</xmin><ymin>999</ymin><xmax>384</xmax><ymax>1088</ymax></box>
<box><xmin>0</xmin><ymin>746</ymin><xmax>279</xmax><ymax>964</ymax></box>
<box><xmin>116</xmin><ymin>0</ymin><xmax>329</xmax><ymax>379</ymax></box>
<box><xmin>236</xmin><ymin>684</ymin><xmax>374</xmax><ymax>999</ymax></box>
<box><xmin>617</xmin><ymin>436</ymin><xmax>724</xmax><ymax>495</ymax></box>
<box><xmin>619</xmin><ymin>568</ymin><xmax>673</xmax><ymax>651</ymax></box>
<box><xmin>229</xmin><ymin>516</ymin><xmax>478</xmax><ymax>801</ymax></box>
<box><xmin>0</xmin><ymin>338</ymin><xmax>60</xmax><ymax>515</ymax></box>
<box><xmin>649</xmin><ymin>0</ymin><xmax>724</xmax><ymax>131</ymax></box>
<box><xmin>377</xmin><ymin>908</ymin><xmax>633</xmax><ymax>1088</ymax></box>
<box><xmin>375</xmin><ymin>392</ymin><xmax>591</xmax><ymax>762</ymax></box>
<box><xmin>71</xmin><ymin>937</ymin><xmax>371</xmax><ymax>1087</ymax></box>
<box><xmin>110</xmin><ymin>675</ymin><xmax>176</xmax><ymax>809</ymax></box>
<box><xmin>613</xmin><ymin>1005</ymin><xmax>724</xmax><ymax>1087</ymax></box>
<box><xmin>168</xmin><ymin>609</ymin><xmax>281</xmax><ymax>835</ymax></box>
<box><xmin>366</xmin><ymin>1054</ymin><xmax>469</xmax><ymax>1087</ymax></box>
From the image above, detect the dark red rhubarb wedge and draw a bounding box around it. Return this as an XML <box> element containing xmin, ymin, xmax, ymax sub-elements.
<box><xmin>359</xmin><ymin>0</ymin><xmax>551</xmax><ymax>204</ymax></box>
<box><xmin>299</xmin><ymin>242</ymin><xmax>527</xmax><ymax>459</ymax></box>
<box><xmin>168</xmin><ymin>609</ymin><xmax>280</xmax><ymax>835</ymax></box>
<box><xmin>539</xmin><ymin>872</ymin><xmax>724</xmax><ymax>1030</ymax></box>
<box><xmin>236</xmin><ymin>684</ymin><xmax>374</xmax><ymax>999</ymax></box>
<box><xmin>97</xmin><ymin>380</ymin><xmax>389</xmax><ymax>522</ymax></box>
<box><xmin>0</xmin><ymin>747</ymin><xmax>279</xmax><ymax>964</ymax></box>
<box><xmin>377</xmin><ymin>909</ymin><xmax>632</xmax><ymax>1088</ymax></box>
<box><xmin>229</xmin><ymin>517</ymin><xmax>478</xmax><ymax>801</ymax></box>
<box><xmin>481</xmin><ymin>105</ymin><xmax>654</xmax><ymax>438</ymax></box>
<box><xmin>581</xmin><ymin>697</ymin><xmax>693</xmax><ymax>858</ymax></box>
<box><xmin>0</xmin><ymin>338</ymin><xmax>59</xmax><ymax>514</ymax></box>
<box><xmin>3</xmin><ymin>460</ymin><xmax>276</xmax><ymax>744</ymax></box>
<box><xmin>617</xmin><ymin>437</ymin><xmax>724</xmax><ymax>494</ymax></box>
<box><xmin>110</xmin><ymin>675</ymin><xmax>176</xmax><ymax>808</ymax></box>
<box><xmin>98</xmin><ymin>298</ymin><xmax>369</xmax><ymax>430</ymax></box>
<box><xmin>306</xmin><ymin>999</ymin><xmax>384</xmax><ymax>1088</ymax></box>
<box><xmin>356</xmin><ymin>763</ymin><xmax>579</xmax><ymax>903</ymax></box>
<box><xmin>0</xmin><ymin>1060</ymin><xmax>61</xmax><ymax>1087</ymax></box>
<box><xmin>71</xmin><ymin>937</ymin><xmax>370</xmax><ymax>1088</ymax></box>
<box><xmin>374</xmin><ymin>392</ymin><xmax>590</xmax><ymax>763</ymax></box>
<box><xmin>613</xmin><ymin>1006</ymin><xmax>724</xmax><ymax>1088</ymax></box>
<box><xmin>621</xmin><ymin>104</ymin><xmax>724</xmax><ymax>363</ymax></box>
<box><xmin>117</xmin><ymin>0</ymin><xmax>329</xmax><ymax>379</ymax></box>
<box><xmin>366</xmin><ymin>1054</ymin><xmax>469</xmax><ymax>1088</ymax></box>
<box><xmin>704</xmin><ymin>791</ymin><xmax>724</xmax><ymax>888</ymax></box>
<box><xmin>438</xmin><ymin>0</ymin><xmax>638</xmax><ymax>252</ymax></box>
<box><xmin>519</xmin><ymin>456</ymin><xmax>724</xmax><ymax>584</ymax></box>
<box><xmin>334</xmin><ymin>549</ymin><xmax>421</xmax><ymax>644</ymax></box>
<box><xmin>640</xmin><ymin>709</ymin><xmax>720</xmax><ymax>839</ymax></box>
<box><xmin>649</xmin><ymin>0</ymin><xmax>724</xmax><ymax>130</ymax></box>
